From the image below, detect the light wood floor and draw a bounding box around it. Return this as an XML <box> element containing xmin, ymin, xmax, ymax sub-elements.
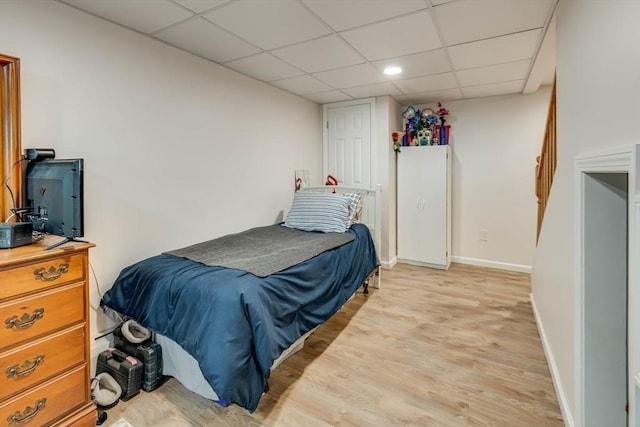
<box><xmin>101</xmin><ymin>263</ymin><xmax>563</xmax><ymax>426</ymax></box>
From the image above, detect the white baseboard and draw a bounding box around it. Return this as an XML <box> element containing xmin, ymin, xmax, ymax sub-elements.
<box><xmin>380</xmin><ymin>256</ymin><xmax>397</xmax><ymax>269</ymax></box>
<box><xmin>451</xmin><ymin>256</ymin><xmax>532</xmax><ymax>273</ymax></box>
<box><xmin>91</xmin><ymin>336</ymin><xmax>111</xmax><ymax>378</ymax></box>
<box><xmin>531</xmin><ymin>293</ymin><xmax>574</xmax><ymax>427</ymax></box>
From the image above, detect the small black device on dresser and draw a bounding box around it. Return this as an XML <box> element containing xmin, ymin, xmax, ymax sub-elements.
<box><xmin>0</xmin><ymin>222</ymin><xmax>33</xmax><ymax>249</ymax></box>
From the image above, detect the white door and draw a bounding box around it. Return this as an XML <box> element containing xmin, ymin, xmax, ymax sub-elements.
<box><xmin>324</xmin><ymin>100</ymin><xmax>373</xmax><ymax>188</ymax></box>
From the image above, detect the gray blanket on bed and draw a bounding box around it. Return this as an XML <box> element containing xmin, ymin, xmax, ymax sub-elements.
<box><xmin>164</xmin><ymin>224</ymin><xmax>354</xmax><ymax>277</ymax></box>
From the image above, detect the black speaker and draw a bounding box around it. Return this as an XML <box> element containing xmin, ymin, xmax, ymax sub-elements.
<box><xmin>0</xmin><ymin>222</ymin><xmax>33</xmax><ymax>249</ymax></box>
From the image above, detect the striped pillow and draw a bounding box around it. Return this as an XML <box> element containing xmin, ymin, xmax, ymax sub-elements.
<box><xmin>284</xmin><ymin>192</ymin><xmax>351</xmax><ymax>233</ymax></box>
<box><xmin>341</xmin><ymin>193</ymin><xmax>362</xmax><ymax>227</ymax></box>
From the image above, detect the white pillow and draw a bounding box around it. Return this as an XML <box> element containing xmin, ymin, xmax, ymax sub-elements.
<box><xmin>284</xmin><ymin>192</ymin><xmax>351</xmax><ymax>233</ymax></box>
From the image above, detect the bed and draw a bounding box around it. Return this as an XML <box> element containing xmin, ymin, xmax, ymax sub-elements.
<box><xmin>100</xmin><ymin>185</ymin><xmax>381</xmax><ymax>412</ymax></box>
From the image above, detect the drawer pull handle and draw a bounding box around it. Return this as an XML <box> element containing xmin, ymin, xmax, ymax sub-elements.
<box><xmin>33</xmin><ymin>263</ymin><xmax>69</xmax><ymax>281</ymax></box>
<box><xmin>4</xmin><ymin>308</ymin><xmax>45</xmax><ymax>329</ymax></box>
<box><xmin>7</xmin><ymin>398</ymin><xmax>46</xmax><ymax>425</ymax></box>
<box><xmin>6</xmin><ymin>355</ymin><xmax>45</xmax><ymax>378</ymax></box>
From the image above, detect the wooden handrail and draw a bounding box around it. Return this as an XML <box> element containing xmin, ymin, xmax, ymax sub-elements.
<box><xmin>535</xmin><ymin>77</ymin><xmax>557</xmax><ymax>243</ymax></box>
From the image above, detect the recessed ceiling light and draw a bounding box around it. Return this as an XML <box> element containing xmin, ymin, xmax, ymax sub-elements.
<box><xmin>384</xmin><ymin>66</ymin><xmax>402</xmax><ymax>75</ymax></box>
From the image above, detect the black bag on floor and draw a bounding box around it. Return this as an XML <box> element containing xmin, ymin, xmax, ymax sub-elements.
<box><xmin>96</xmin><ymin>348</ymin><xmax>143</xmax><ymax>400</ymax></box>
<box><xmin>113</xmin><ymin>325</ymin><xmax>163</xmax><ymax>392</ymax></box>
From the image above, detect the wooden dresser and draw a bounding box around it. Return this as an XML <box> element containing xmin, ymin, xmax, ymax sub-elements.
<box><xmin>0</xmin><ymin>237</ymin><xmax>96</xmax><ymax>427</ymax></box>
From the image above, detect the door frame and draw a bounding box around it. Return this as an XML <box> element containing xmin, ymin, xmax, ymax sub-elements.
<box><xmin>322</xmin><ymin>98</ymin><xmax>376</xmax><ymax>188</ymax></box>
<box><xmin>574</xmin><ymin>144</ymin><xmax>638</xmax><ymax>427</ymax></box>
<box><xmin>0</xmin><ymin>53</ymin><xmax>22</xmax><ymax>222</ymax></box>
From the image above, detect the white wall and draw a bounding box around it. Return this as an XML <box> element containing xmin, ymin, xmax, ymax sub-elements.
<box><xmin>413</xmin><ymin>89</ymin><xmax>551</xmax><ymax>271</ymax></box>
<box><xmin>0</xmin><ymin>1</ymin><xmax>322</xmax><ymax>340</ymax></box>
<box><xmin>532</xmin><ymin>1</ymin><xmax>640</xmax><ymax>425</ymax></box>
<box><xmin>375</xmin><ymin>95</ymin><xmax>402</xmax><ymax>267</ymax></box>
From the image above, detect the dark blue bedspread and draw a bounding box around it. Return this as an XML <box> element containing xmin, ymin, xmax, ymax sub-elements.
<box><xmin>101</xmin><ymin>223</ymin><xmax>377</xmax><ymax>411</ymax></box>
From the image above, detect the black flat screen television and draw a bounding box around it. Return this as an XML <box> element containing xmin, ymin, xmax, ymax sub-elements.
<box><xmin>24</xmin><ymin>158</ymin><xmax>84</xmax><ymax>249</ymax></box>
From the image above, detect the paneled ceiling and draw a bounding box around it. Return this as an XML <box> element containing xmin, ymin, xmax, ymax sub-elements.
<box><xmin>58</xmin><ymin>0</ymin><xmax>557</xmax><ymax>105</ymax></box>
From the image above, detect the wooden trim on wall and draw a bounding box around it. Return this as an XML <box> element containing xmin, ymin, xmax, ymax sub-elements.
<box><xmin>0</xmin><ymin>53</ymin><xmax>22</xmax><ymax>222</ymax></box>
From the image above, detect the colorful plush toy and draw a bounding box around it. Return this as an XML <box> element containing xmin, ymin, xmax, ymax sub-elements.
<box><xmin>416</xmin><ymin>128</ymin><xmax>433</xmax><ymax>146</ymax></box>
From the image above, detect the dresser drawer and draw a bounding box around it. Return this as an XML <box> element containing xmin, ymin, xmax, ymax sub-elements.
<box><xmin>0</xmin><ymin>284</ymin><xmax>85</xmax><ymax>349</ymax></box>
<box><xmin>0</xmin><ymin>254</ymin><xmax>84</xmax><ymax>301</ymax></box>
<box><xmin>0</xmin><ymin>365</ymin><xmax>87</xmax><ymax>427</ymax></box>
<box><xmin>0</xmin><ymin>325</ymin><xmax>85</xmax><ymax>401</ymax></box>
<box><xmin>50</xmin><ymin>405</ymin><xmax>97</xmax><ymax>427</ymax></box>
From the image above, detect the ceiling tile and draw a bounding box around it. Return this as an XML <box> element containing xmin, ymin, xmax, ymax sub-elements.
<box><xmin>394</xmin><ymin>94</ymin><xmax>412</xmax><ymax>105</ymax></box>
<box><xmin>271</xmin><ymin>35</ymin><xmax>365</xmax><ymax>73</ymax></box>
<box><xmin>456</xmin><ymin>60</ymin><xmax>531</xmax><ymax>87</ymax></box>
<box><xmin>370</xmin><ymin>49</ymin><xmax>451</xmax><ymax>80</ymax></box>
<box><xmin>155</xmin><ymin>17</ymin><xmax>261</xmax><ymax>63</ymax></box>
<box><xmin>62</xmin><ymin>0</ymin><xmax>193</xmax><ymax>34</ymax></box>
<box><xmin>524</xmin><ymin>12</ymin><xmax>556</xmax><ymax>93</ymax></box>
<box><xmin>304</xmin><ymin>90</ymin><xmax>353</xmax><ymax>104</ymax></box>
<box><xmin>394</xmin><ymin>72</ymin><xmax>458</xmax><ymax>94</ymax></box>
<box><xmin>270</xmin><ymin>75</ymin><xmax>333</xmax><ymax>95</ymax></box>
<box><xmin>171</xmin><ymin>0</ymin><xmax>230</xmax><ymax>14</ymax></box>
<box><xmin>302</xmin><ymin>0</ymin><xmax>427</xmax><ymax>31</ymax></box>
<box><xmin>435</xmin><ymin>0</ymin><xmax>553</xmax><ymax>46</ymax></box>
<box><xmin>313</xmin><ymin>63</ymin><xmax>388</xmax><ymax>89</ymax></box>
<box><xmin>409</xmin><ymin>88</ymin><xmax>463</xmax><ymax>105</ymax></box>
<box><xmin>340</xmin><ymin>10</ymin><xmax>442</xmax><ymax>61</ymax></box>
<box><xmin>224</xmin><ymin>53</ymin><xmax>304</xmax><ymax>82</ymax></box>
<box><xmin>57</xmin><ymin>0</ymin><xmax>555</xmax><ymax>103</ymax></box>
<box><xmin>342</xmin><ymin>82</ymin><xmax>403</xmax><ymax>99</ymax></box>
<box><xmin>448</xmin><ymin>29</ymin><xmax>542</xmax><ymax>70</ymax></box>
<box><xmin>204</xmin><ymin>0</ymin><xmax>331</xmax><ymax>50</ymax></box>
<box><xmin>461</xmin><ymin>80</ymin><xmax>524</xmax><ymax>98</ymax></box>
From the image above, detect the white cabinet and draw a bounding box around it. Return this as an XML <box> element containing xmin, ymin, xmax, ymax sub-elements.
<box><xmin>397</xmin><ymin>145</ymin><xmax>451</xmax><ymax>269</ymax></box>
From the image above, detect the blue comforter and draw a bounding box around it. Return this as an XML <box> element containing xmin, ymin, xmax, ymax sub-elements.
<box><xmin>101</xmin><ymin>223</ymin><xmax>377</xmax><ymax>411</ymax></box>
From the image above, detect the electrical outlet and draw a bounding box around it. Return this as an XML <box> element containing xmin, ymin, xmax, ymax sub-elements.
<box><xmin>479</xmin><ymin>229</ymin><xmax>489</xmax><ymax>241</ymax></box>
